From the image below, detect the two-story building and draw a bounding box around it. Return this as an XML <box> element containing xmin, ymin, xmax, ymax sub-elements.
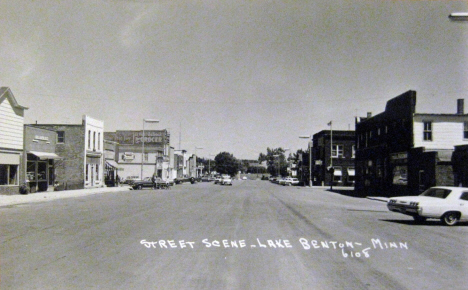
<box><xmin>355</xmin><ymin>90</ymin><xmax>468</xmax><ymax>197</ymax></box>
<box><xmin>312</xmin><ymin>130</ymin><xmax>355</xmax><ymax>186</ymax></box>
<box><xmin>104</xmin><ymin>130</ymin><xmax>171</xmax><ymax>180</ymax></box>
<box><xmin>0</xmin><ymin>87</ymin><xmax>28</xmax><ymax>195</ymax></box>
<box><xmin>32</xmin><ymin>115</ymin><xmax>105</xmax><ymax>190</ymax></box>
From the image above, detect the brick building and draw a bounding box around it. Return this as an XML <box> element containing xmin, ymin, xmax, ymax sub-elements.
<box><xmin>311</xmin><ymin>130</ymin><xmax>355</xmax><ymax>186</ymax></box>
<box><xmin>355</xmin><ymin>90</ymin><xmax>468</xmax><ymax>197</ymax></box>
<box><xmin>32</xmin><ymin>115</ymin><xmax>105</xmax><ymax>190</ymax></box>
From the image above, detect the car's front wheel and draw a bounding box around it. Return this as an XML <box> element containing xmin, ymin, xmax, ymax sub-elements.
<box><xmin>137</xmin><ymin>185</ymin><xmax>142</xmax><ymax>190</ymax></box>
<box><xmin>441</xmin><ymin>212</ymin><xmax>460</xmax><ymax>226</ymax></box>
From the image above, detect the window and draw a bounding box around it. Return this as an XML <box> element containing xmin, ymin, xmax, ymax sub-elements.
<box><xmin>96</xmin><ymin>165</ymin><xmax>99</xmax><ymax>180</ymax></box>
<box><xmin>352</xmin><ymin>145</ymin><xmax>356</xmax><ymax>159</ymax></box>
<box><xmin>57</xmin><ymin>131</ymin><xmax>65</xmax><ymax>143</ymax></box>
<box><xmin>0</xmin><ymin>165</ymin><xmax>18</xmax><ymax>185</ymax></box>
<box><xmin>98</xmin><ymin>133</ymin><xmax>101</xmax><ymax>150</ymax></box>
<box><xmin>332</xmin><ymin>145</ymin><xmax>344</xmax><ymax>158</ymax></box>
<box><xmin>88</xmin><ymin>130</ymin><xmax>91</xmax><ymax>148</ymax></box>
<box><xmin>93</xmin><ymin>132</ymin><xmax>96</xmax><ymax>150</ymax></box>
<box><xmin>464</xmin><ymin>123</ymin><xmax>468</xmax><ymax>139</ymax></box>
<box><xmin>423</xmin><ymin>121</ymin><xmax>432</xmax><ymax>141</ymax></box>
<box><xmin>421</xmin><ymin>188</ymin><xmax>451</xmax><ymax>199</ymax></box>
<box><xmin>460</xmin><ymin>192</ymin><xmax>468</xmax><ymax>201</ymax></box>
<box><xmin>86</xmin><ymin>165</ymin><xmax>89</xmax><ymax>181</ymax></box>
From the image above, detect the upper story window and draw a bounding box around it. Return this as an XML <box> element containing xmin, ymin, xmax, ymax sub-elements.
<box><xmin>93</xmin><ymin>132</ymin><xmax>96</xmax><ymax>150</ymax></box>
<box><xmin>332</xmin><ymin>144</ymin><xmax>344</xmax><ymax>158</ymax></box>
<box><xmin>98</xmin><ymin>133</ymin><xmax>101</xmax><ymax>150</ymax></box>
<box><xmin>464</xmin><ymin>122</ymin><xmax>468</xmax><ymax>139</ymax></box>
<box><xmin>423</xmin><ymin>121</ymin><xmax>432</xmax><ymax>141</ymax></box>
<box><xmin>88</xmin><ymin>130</ymin><xmax>91</xmax><ymax>148</ymax></box>
<box><xmin>57</xmin><ymin>131</ymin><xmax>65</xmax><ymax>143</ymax></box>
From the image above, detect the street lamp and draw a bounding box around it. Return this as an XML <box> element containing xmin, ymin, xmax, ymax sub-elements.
<box><xmin>328</xmin><ymin>121</ymin><xmax>333</xmax><ymax>190</ymax></box>
<box><xmin>299</xmin><ymin>135</ymin><xmax>312</xmax><ymax>187</ymax></box>
<box><xmin>272</xmin><ymin>154</ymin><xmax>280</xmax><ymax>177</ymax></box>
<box><xmin>141</xmin><ymin>119</ymin><xmax>159</xmax><ymax>180</ymax></box>
<box><xmin>449</xmin><ymin>12</ymin><xmax>468</xmax><ymax>21</ymax></box>
<box><xmin>194</xmin><ymin>146</ymin><xmax>203</xmax><ymax>178</ymax></box>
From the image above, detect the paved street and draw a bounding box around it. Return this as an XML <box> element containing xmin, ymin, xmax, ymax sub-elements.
<box><xmin>1</xmin><ymin>180</ymin><xmax>467</xmax><ymax>290</ymax></box>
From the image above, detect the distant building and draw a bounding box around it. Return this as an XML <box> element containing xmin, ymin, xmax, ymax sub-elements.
<box><xmin>355</xmin><ymin>90</ymin><xmax>468</xmax><ymax>197</ymax></box>
<box><xmin>0</xmin><ymin>87</ymin><xmax>28</xmax><ymax>195</ymax></box>
<box><xmin>312</xmin><ymin>130</ymin><xmax>355</xmax><ymax>186</ymax></box>
<box><xmin>104</xmin><ymin>130</ymin><xmax>171</xmax><ymax>180</ymax></box>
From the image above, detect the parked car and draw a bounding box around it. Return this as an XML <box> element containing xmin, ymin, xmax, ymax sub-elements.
<box><xmin>174</xmin><ymin>177</ymin><xmax>190</xmax><ymax>184</ymax></box>
<box><xmin>123</xmin><ymin>176</ymin><xmax>139</xmax><ymax>184</ymax></box>
<box><xmin>214</xmin><ymin>176</ymin><xmax>222</xmax><ymax>184</ymax></box>
<box><xmin>387</xmin><ymin>186</ymin><xmax>468</xmax><ymax>225</ymax></box>
<box><xmin>281</xmin><ymin>177</ymin><xmax>299</xmax><ymax>186</ymax></box>
<box><xmin>221</xmin><ymin>175</ymin><xmax>233</xmax><ymax>186</ymax></box>
<box><xmin>131</xmin><ymin>177</ymin><xmax>155</xmax><ymax>190</ymax></box>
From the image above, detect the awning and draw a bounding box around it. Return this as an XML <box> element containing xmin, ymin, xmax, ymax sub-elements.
<box><xmin>347</xmin><ymin>168</ymin><xmax>355</xmax><ymax>176</ymax></box>
<box><xmin>106</xmin><ymin>160</ymin><xmax>119</xmax><ymax>169</ymax></box>
<box><xmin>333</xmin><ymin>168</ymin><xmax>342</xmax><ymax>176</ymax></box>
<box><xmin>28</xmin><ymin>151</ymin><xmax>63</xmax><ymax>160</ymax></box>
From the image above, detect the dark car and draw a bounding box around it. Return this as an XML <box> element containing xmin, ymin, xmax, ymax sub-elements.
<box><xmin>131</xmin><ymin>177</ymin><xmax>155</xmax><ymax>190</ymax></box>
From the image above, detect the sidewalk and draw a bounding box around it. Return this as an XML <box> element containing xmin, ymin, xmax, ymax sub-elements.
<box><xmin>0</xmin><ymin>186</ymin><xmax>131</xmax><ymax>207</ymax></box>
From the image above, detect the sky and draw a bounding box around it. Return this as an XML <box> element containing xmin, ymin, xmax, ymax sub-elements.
<box><xmin>1</xmin><ymin>0</ymin><xmax>467</xmax><ymax>160</ymax></box>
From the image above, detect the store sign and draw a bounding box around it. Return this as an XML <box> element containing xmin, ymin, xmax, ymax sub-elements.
<box><xmin>34</xmin><ymin>135</ymin><xmax>49</xmax><ymax>141</ymax></box>
<box><xmin>112</xmin><ymin>130</ymin><xmax>169</xmax><ymax>145</ymax></box>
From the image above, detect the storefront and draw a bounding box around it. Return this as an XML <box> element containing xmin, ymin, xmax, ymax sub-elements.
<box><xmin>24</xmin><ymin>126</ymin><xmax>62</xmax><ymax>192</ymax></box>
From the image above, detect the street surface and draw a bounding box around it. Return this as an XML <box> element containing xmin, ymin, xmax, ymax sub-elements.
<box><xmin>1</xmin><ymin>180</ymin><xmax>467</xmax><ymax>290</ymax></box>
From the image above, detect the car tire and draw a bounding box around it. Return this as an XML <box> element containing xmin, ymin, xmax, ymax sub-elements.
<box><xmin>137</xmin><ymin>185</ymin><xmax>142</xmax><ymax>190</ymax></box>
<box><xmin>441</xmin><ymin>212</ymin><xmax>460</xmax><ymax>226</ymax></box>
<box><xmin>413</xmin><ymin>216</ymin><xmax>427</xmax><ymax>223</ymax></box>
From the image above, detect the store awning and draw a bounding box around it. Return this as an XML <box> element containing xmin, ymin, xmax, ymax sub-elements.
<box><xmin>28</xmin><ymin>151</ymin><xmax>63</xmax><ymax>160</ymax></box>
<box><xmin>333</xmin><ymin>168</ymin><xmax>342</xmax><ymax>176</ymax></box>
<box><xmin>106</xmin><ymin>160</ymin><xmax>119</xmax><ymax>169</ymax></box>
<box><xmin>347</xmin><ymin>168</ymin><xmax>355</xmax><ymax>176</ymax></box>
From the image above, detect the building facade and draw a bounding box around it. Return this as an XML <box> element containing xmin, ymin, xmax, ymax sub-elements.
<box><xmin>104</xmin><ymin>130</ymin><xmax>171</xmax><ymax>180</ymax></box>
<box><xmin>32</xmin><ymin>115</ymin><xmax>105</xmax><ymax>190</ymax></box>
<box><xmin>24</xmin><ymin>125</ymin><xmax>61</xmax><ymax>192</ymax></box>
<box><xmin>312</xmin><ymin>130</ymin><xmax>355</xmax><ymax>186</ymax></box>
<box><xmin>0</xmin><ymin>87</ymin><xmax>27</xmax><ymax>195</ymax></box>
<box><xmin>355</xmin><ymin>90</ymin><xmax>468</xmax><ymax>197</ymax></box>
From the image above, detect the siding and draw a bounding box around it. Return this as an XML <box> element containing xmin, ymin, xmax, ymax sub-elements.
<box><xmin>414</xmin><ymin>117</ymin><xmax>468</xmax><ymax>150</ymax></box>
<box><xmin>0</xmin><ymin>98</ymin><xmax>23</xmax><ymax>150</ymax></box>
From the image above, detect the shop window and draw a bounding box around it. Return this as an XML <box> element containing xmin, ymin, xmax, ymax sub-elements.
<box><xmin>393</xmin><ymin>166</ymin><xmax>408</xmax><ymax>185</ymax></box>
<box><xmin>333</xmin><ymin>166</ymin><xmax>342</xmax><ymax>183</ymax></box>
<box><xmin>332</xmin><ymin>145</ymin><xmax>344</xmax><ymax>158</ymax></box>
<box><xmin>27</xmin><ymin>162</ymin><xmax>36</xmax><ymax>181</ymax></box>
<box><xmin>57</xmin><ymin>131</ymin><xmax>65</xmax><ymax>143</ymax></box>
<box><xmin>96</xmin><ymin>165</ymin><xmax>99</xmax><ymax>180</ymax></box>
<box><xmin>464</xmin><ymin>122</ymin><xmax>468</xmax><ymax>139</ymax></box>
<box><xmin>86</xmin><ymin>165</ymin><xmax>89</xmax><ymax>181</ymax></box>
<box><xmin>423</xmin><ymin>121</ymin><xmax>432</xmax><ymax>141</ymax></box>
<box><xmin>0</xmin><ymin>165</ymin><xmax>18</xmax><ymax>185</ymax></box>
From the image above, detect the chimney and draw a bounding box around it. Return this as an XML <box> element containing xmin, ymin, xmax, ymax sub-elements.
<box><xmin>367</xmin><ymin>112</ymin><xmax>372</xmax><ymax>118</ymax></box>
<box><xmin>457</xmin><ymin>99</ymin><xmax>464</xmax><ymax>115</ymax></box>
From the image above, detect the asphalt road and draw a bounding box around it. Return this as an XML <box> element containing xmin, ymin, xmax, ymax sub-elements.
<box><xmin>1</xmin><ymin>180</ymin><xmax>467</xmax><ymax>290</ymax></box>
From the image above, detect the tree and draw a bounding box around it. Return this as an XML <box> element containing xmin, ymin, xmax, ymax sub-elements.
<box><xmin>258</xmin><ymin>147</ymin><xmax>289</xmax><ymax>177</ymax></box>
<box><xmin>214</xmin><ymin>152</ymin><xmax>240</xmax><ymax>176</ymax></box>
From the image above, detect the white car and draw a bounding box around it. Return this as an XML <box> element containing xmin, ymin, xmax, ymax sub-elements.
<box><xmin>281</xmin><ymin>177</ymin><xmax>299</xmax><ymax>186</ymax></box>
<box><xmin>220</xmin><ymin>175</ymin><xmax>233</xmax><ymax>186</ymax></box>
<box><xmin>387</xmin><ymin>186</ymin><xmax>468</xmax><ymax>225</ymax></box>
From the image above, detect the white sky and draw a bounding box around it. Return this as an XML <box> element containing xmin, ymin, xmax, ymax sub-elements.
<box><xmin>1</xmin><ymin>0</ymin><xmax>467</xmax><ymax>159</ymax></box>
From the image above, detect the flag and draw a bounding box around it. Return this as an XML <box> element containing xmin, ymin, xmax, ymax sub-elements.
<box><xmin>327</xmin><ymin>121</ymin><xmax>332</xmax><ymax>126</ymax></box>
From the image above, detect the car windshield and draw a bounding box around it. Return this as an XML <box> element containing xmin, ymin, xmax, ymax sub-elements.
<box><xmin>420</xmin><ymin>188</ymin><xmax>451</xmax><ymax>199</ymax></box>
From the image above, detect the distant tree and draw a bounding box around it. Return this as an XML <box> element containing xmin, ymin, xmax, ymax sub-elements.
<box><xmin>258</xmin><ymin>147</ymin><xmax>289</xmax><ymax>177</ymax></box>
<box><xmin>214</xmin><ymin>152</ymin><xmax>240</xmax><ymax>176</ymax></box>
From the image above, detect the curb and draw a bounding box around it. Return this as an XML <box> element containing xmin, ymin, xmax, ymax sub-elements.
<box><xmin>0</xmin><ymin>186</ymin><xmax>131</xmax><ymax>207</ymax></box>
